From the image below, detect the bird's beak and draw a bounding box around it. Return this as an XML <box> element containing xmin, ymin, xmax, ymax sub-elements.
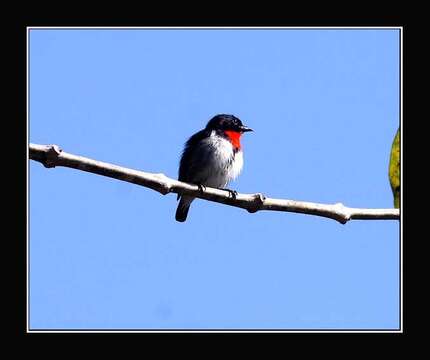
<box><xmin>240</xmin><ymin>125</ymin><xmax>253</xmax><ymax>133</ymax></box>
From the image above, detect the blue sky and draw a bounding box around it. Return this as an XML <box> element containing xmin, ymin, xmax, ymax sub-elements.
<box><xmin>29</xmin><ymin>28</ymin><xmax>400</xmax><ymax>330</ymax></box>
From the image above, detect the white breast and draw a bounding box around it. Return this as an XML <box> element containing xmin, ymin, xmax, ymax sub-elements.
<box><xmin>229</xmin><ymin>149</ymin><xmax>243</xmax><ymax>181</ymax></box>
<box><xmin>200</xmin><ymin>131</ymin><xmax>244</xmax><ymax>188</ymax></box>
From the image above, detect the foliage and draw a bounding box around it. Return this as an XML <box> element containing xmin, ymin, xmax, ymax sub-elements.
<box><xmin>389</xmin><ymin>129</ymin><xmax>400</xmax><ymax>208</ymax></box>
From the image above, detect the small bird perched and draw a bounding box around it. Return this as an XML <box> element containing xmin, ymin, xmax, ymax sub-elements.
<box><xmin>176</xmin><ymin>114</ymin><xmax>253</xmax><ymax>222</ymax></box>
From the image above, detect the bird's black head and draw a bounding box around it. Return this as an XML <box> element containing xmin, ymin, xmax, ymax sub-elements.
<box><xmin>205</xmin><ymin>114</ymin><xmax>253</xmax><ymax>133</ymax></box>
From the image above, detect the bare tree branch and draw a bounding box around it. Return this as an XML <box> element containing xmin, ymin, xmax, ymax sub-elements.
<box><xmin>29</xmin><ymin>143</ymin><xmax>400</xmax><ymax>224</ymax></box>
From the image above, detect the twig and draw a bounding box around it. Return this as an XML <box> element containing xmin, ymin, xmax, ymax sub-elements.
<box><xmin>29</xmin><ymin>143</ymin><xmax>400</xmax><ymax>224</ymax></box>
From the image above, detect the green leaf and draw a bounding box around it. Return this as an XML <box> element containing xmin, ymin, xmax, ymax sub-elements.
<box><xmin>389</xmin><ymin>129</ymin><xmax>400</xmax><ymax>208</ymax></box>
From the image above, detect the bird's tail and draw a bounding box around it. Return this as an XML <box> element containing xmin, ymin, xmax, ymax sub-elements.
<box><xmin>175</xmin><ymin>196</ymin><xmax>195</xmax><ymax>222</ymax></box>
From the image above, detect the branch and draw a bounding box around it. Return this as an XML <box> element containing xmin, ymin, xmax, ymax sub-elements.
<box><xmin>29</xmin><ymin>143</ymin><xmax>400</xmax><ymax>224</ymax></box>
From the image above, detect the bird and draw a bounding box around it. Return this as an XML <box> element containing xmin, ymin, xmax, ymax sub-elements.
<box><xmin>176</xmin><ymin>114</ymin><xmax>253</xmax><ymax>222</ymax></box>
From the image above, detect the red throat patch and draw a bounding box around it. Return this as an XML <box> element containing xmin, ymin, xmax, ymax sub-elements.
<box><xmin>224</xmin><ymin>130</ymin><xmax>242</xmax><ymax>149</ymax></box>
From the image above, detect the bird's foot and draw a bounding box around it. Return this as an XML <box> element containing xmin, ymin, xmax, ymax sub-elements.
<box><xmin>221</xmin><ymin>187</ymin><xmax>238</xmax><ymax>199</ymax></box>
<box><xmin>197</xmin><ymin>184</ymin><xmax>207</xmax><ymax>194</ymax></box>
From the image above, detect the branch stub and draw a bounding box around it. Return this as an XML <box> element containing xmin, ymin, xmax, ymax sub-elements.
<box><xmin>44</xmin><ymin>144</ymin><xmax>62</xmax><ymax>168</ymax></box>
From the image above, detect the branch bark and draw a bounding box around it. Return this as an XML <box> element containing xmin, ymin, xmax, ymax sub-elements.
<box><xmin>29</xmin><ymin>143</ymin><xmax>400</xmax><ymax>224</ymax></box>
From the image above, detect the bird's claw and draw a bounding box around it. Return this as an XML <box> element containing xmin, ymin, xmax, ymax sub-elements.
<box><xmin>197</xmin><ymin>184</ymin><xmax>237</xmax><ymax>199</ymax></box>
<box><xmin>197</xmin><ymin>184</ymin><xmax>207</xmax><ymax>194</ymax></box>
<box><xmin>222</xmin><ymin>188</ymin><xmax>238</xmax><ymax>199</ymax></box>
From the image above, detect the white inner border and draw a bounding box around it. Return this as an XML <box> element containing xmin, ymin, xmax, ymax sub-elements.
<box><xmin>26</xmin><ymin>26</ymin><xmax>403</xmax><ymax>334</ymax></box>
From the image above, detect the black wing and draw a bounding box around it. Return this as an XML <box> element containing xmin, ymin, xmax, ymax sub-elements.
<box><xmin>177</xmin><ymin>128</ymin><xmax>213</xmax><ymax>199</ymax></box>
<box><xmin>178</xmin><ymin>128</ymin><xmax>209</xmax><ymax>182</ymax></box>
